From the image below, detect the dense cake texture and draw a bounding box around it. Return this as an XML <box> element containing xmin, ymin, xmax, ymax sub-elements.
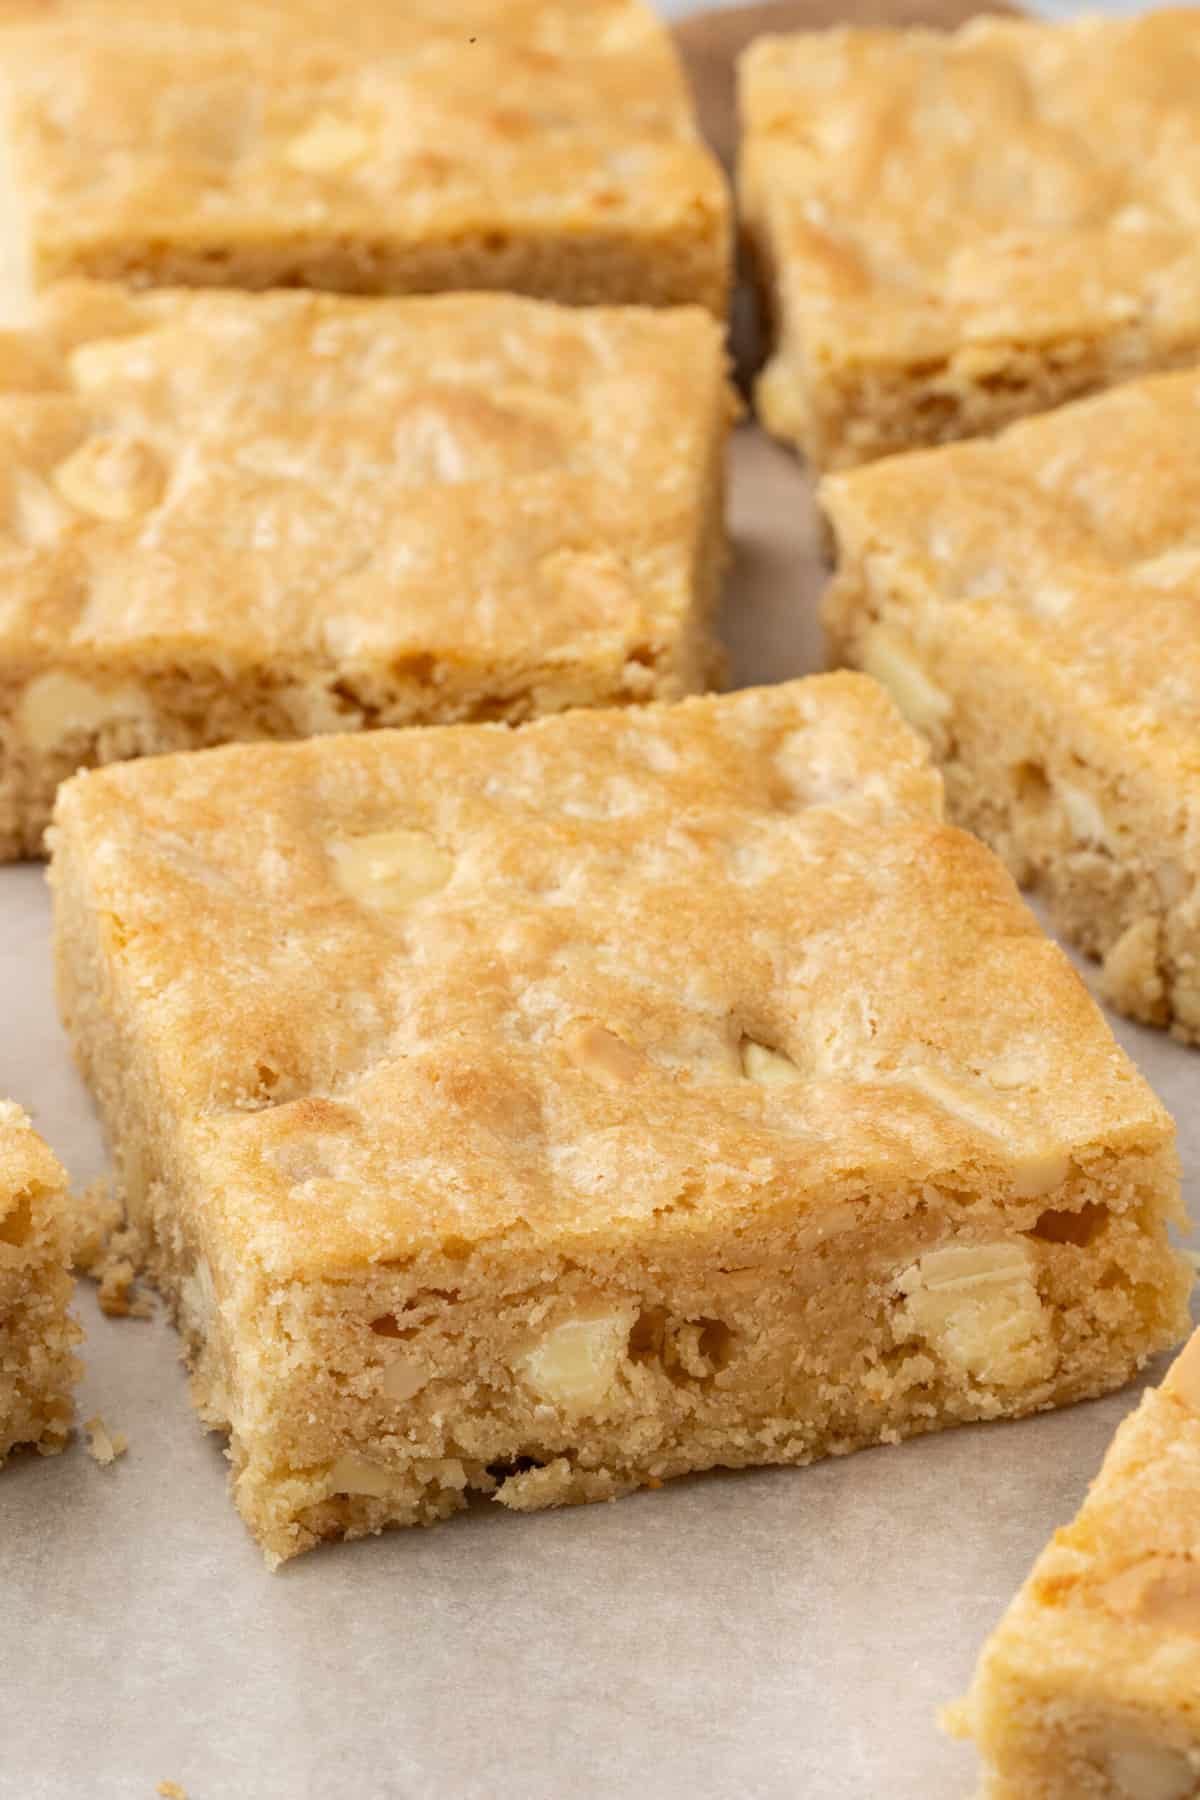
<box><xmin>0</xmin><ymin>280</ymin><xmax>732</xmax><ymax>861</ymax></box>
<box><xmin>48</xmin><ymin>676</ymin><xmax>1191</xmax><ymax>1563</ymax></box>
<box><xmin>0</xmin><ymin>0</ymin><xmax>730</xmax><ymax>314</ymax></box>
<box><xmin>950</xmin><ymin>1330</ymin><xmax>1200</xmax><ymax>1799</ymax></box>
<box><xmin>822</xmin><ymin>370</ymin><xmax>1200</xmax><ymax>1043</ymax></box>
<box><xmin>739</xmin><ymin>12</ymin><xmax>1200</xmax><ymax>469</ymax></box>
<box><xmin>0</xmin><ymin>1100</ymin><xmax>79</xmax><ymax>1463</ymax></box>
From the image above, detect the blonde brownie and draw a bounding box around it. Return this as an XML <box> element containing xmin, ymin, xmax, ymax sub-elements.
<box><xmin>822</xmin><ymin>371</ymin><xmax>1200</xmax><ymax>1043</ymax></box>
<box><xmin>949</xmin><ymin>1329</ymin><xmax>1200</xmax><ymax>1799</ymax></box>
<box><xmin>739</xmin><ymin>12</ymin><xmax>1200</xmax><ymax>470</ymax></box>
<box><xmin>0</xmin><ymin>1101</ymin><xmax>78</xmax><ymax>1463</ymax></box>
<box><xmin>49</xmin><ymin>676</ymin><xmax>1191</xmax><ymax>1563</ymax></box>
<box><xmin>0</xmin><ymin>0</ymin><xmax>730</xmax><ymax>314</ymax></box>
<box><xmin>0</xmin><ymin>280</ymin><xmax>732</xmax><ymax>862</ymax></box>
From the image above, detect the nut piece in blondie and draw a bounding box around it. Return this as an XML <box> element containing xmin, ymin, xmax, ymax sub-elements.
<box><xmin>950</xmin><ymin>1327</ymin><xmax>1200</xmax><ymax>1799</ymax></box>
<box><xmin>822</xmin><ymin>368</ymin><xmax>1200</xmax><ymax>1042</ymax></box>
<box><xmin>49</xmin><ymin>676</ymin><xmax>1191</xmax><ymax>1562</ymax></box>
<box><xmin>0</xmin><ymin>1101</ymin><xmax>79</xmax><ymax>1464</ymax></box>
<box><xmin>0</xmin><ymin>281</ymin><xmax>732</xmax><ymax>861</ymax></box>
<box><xmin>0</xmin><ymin>0</ymin><xmax>730</xmax><ymax>313</ymax></box>
<box><xmin>739</xmin><ymin>14</ymin><xmax>1200</xmax><ymax>469</ymax></box>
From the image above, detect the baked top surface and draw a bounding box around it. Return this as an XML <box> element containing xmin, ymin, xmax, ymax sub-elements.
<box><xmin>52</xmin><ymin>676</ymin><xmax>1169</xmax><ymax>1277</ymax></box>
<box><xmin>822</xmin><ymin>369</ymin><xmax>1200</xmax><ymax>792</ymax></box>
<box><xmin>981</xmin><ymin>1331</ymin><xmax>1200</xmax><ymax>1711</ymax></box>
<box><xmin>0</xmin><ymin>281</ymin><xmax>727</xmax><ymax>668</ymax></box>
<box><xmin>1</xmin><ymin>0</ymin><xmax>726</xmax><ymax>251</ymax></box>
<box><xmin>0</xmin><ymin>1097</ymin><xmax>64</xmax><ymax>1221</ymax></box>
<box><xmin>739</xmin><ymin>11</ymin><xmax>1200</xmax><ymax>363</ymax></box>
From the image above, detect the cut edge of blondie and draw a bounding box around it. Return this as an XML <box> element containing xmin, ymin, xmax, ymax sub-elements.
<box><xmin>0</xmin><ymin>1103</ymin><xmax>80</xmax><ymax>1464</ymax></box>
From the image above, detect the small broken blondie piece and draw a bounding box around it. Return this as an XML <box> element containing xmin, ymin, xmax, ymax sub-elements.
<box><xmin>950</xmin><ymin>1329</ymin><xmax>1200</xmax><ymax>1799</ymax></box>
<box><xmin>0</xmin><ymin>0</ymin><xmax>730</xmax><ymax>313</ymax></box>
<box><xmin>822</xmin><ymin>369</ymin><xmax>1200</xmax><ymax>1042</ymax></box>
<box><xmin>739</xmin><ymin>14</ymin><xmax>1200</xmax><ymax>469</ymax></box>
<box><xmin>0</xmin><ymin>280</ymin><xmax>732</xmax><ymax>860</ymax></box>
<box><xmin>49</xmin><ymin>676</ymin><xmax>1190</xmax><ymax>1561</ymax></box>
<box><xmin>0</xmin><ymin>1101</ymin><xmax>79</xmax><ymax>1463</ymax></box>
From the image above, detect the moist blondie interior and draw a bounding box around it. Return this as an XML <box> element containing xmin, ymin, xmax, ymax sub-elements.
<box><xmin>0</xmin><ymin>280</ymin><xmax>732</xmax><ymax>860</ymax></box>
<box><xmin>949</xmin><ymin>1330</ymin><xmax>1200</xmax><ymax>1800</ymax></box>
<box><xmin>49</xmin><ymin>677</ymin><xmax>1191</xmax><ymax>1562</ymax></box>
<box><xmin>822</xmin><ymin>370</ymin><xmax>1200</xmax><ymax>1042</ymax></box>
<box><xmin>0</xmin><ymin>1100</ymin><xmax>79</xmax><ymax>1463</ymax></box>
<box><xmin>739</xmin><ymin>13</ymin><xmax>1200</xmax><ymax>469</ymax></box>
<box><xmin>0</xmin><ymin>0</ymin><xmax>730</xmax><ymax>314</ymax></box>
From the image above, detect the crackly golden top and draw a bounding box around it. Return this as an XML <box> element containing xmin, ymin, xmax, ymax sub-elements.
<box><xmin>970</xmin><ymin>1330</ymin><xmax>1200</xmax><ymax>1720</ymax></box>
<box><xmin>51</xmin><ymin>676</ymin><xmax>1171</xmax><ymax>1278</ymax></box>
<box><xmin>0</xmin><ymin>1099</ymin><xmax>65</xmax><ymax>1228</ymax></box>
<box><xmin>739</xmin><ymin>12</ymin><xmax>1200</xmax><ymax>363</ymax></box>
<box><xmin>0</xmin><ymin>281</ymin><xmax>728</xmax><ymax>669</ymax></box>
<box><xmin>0</xmin><ymin>0</ymin><xmax>727</xmax><ymax>277</ymax></box>
<box><xmin>821</xmin><ymin>370</ymin><xmax>1200</xmax><ymax>792</ymax></box>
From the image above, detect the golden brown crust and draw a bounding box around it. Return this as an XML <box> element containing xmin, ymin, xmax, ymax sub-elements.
<box><xmin>956</xmin><ymin>1330</ymin><xmax>1200</xmax><ymax>1798</ymax></box>
<box><xmin>0</xmin><ymin>281</ymin><xmax>732</xmax><ymax>858</ymax></box>
<box><xmin>0</xmin><ymin>0</ymin><xmax>731</xmax><ymax>312</ymax></box>
<box><xmin>740</xmin><ymin>12</ymin><xmax>1200</xmax><ymax>467</ymax></box>
<box><xmin>821</xmin><ymin>369</ymin><xmax>1200</xmax><ymax>1041</ymax></box>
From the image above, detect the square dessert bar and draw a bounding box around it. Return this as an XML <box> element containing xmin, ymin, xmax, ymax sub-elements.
<box><xmin>950</xmin><ymin>1329</ymin><xmax>1200</xmax><ymax>1799</ymax></box>
<box><xmin>0</xmin><ymin>1101</ymin><xmax>78</xmax><ymax>1463</ymax></box>
<box><xmin>0</xmin><ymin>280</ymin><xmax>732</xmax><ymax>861</ymax></box>
<box><xmin>739</xmin><ymin>13</ymin><xmax>1200</xmax><ymax>470</ymax></box>
<box><xmin>0</xmin><ymin>0</ymin><xmax>730</xmax><ymax>314</ymax></box>
<box><xmin>822</xmin><ymin>370</ymin><xmax>1200</xmax><ymax>1043</ymax></box>
<box><xmin>49</xmin><ymin>676</ymin><xmax>1191</xmax><ymax>1563</ymax></box>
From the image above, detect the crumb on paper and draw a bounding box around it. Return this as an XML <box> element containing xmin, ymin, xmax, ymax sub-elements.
<box><xmin>85</xmin><ymin>1415</ymin><xmax>128</xmax><ymax>1466</ymax></box>
<box><xmin>72</xmin><ymin>1177</ymin><xmax>153</xmax><ymax>1318</ymax></box>
<box><xmin>156</xmin><ymin>1783</ymin><xmax>188</xmax><ymax>1799</ymax></box>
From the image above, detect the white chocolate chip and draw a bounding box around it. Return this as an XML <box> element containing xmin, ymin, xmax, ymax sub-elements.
<box><xmin>381</xmin><ymin>1358</ymin><xmax>429</xmax><ymax>1403</ymax></box>
<box><xmin>516</xmin><ymin>1306</ymin><xmax>636</xmax><ymax>1414</ymax></box>
<box><xmin>859</xmin><ymin>627</ymin><xmax>951</xmax><ymax>737</ymax></box>
<box><xmin>54</xmin><ymin>435</ymin><xmax>164</xmax><ymax>522</ymax></box>
<box><xmin>18</xmin><ymin>672</ymin><xmax>148</xmax><ymax>753</ymax></box>
<box><xmin>1056</xmin><ymin>779</ymin><xmax>1112</xmax><ymax>850</ymax></box>
<box><xmin>894</xmin><ymin>1066</ymin><xmax>1066</xmax><ymax>1198</ymax></box>
<box><xmin>563</xmin><ymin>1021</ymin><xmax>644</xmax><ymax>1085</ymax></box>
<box><xmin>982</xmin><ymin>1056</ymin><xmax>1037</xmax><ymax>1091</ymax></box>
<box><xmin>895</xmin><ymin>1241</ymin><xmax>1053</xmax><ymax>1389</ymax></box>
<box><xmin>327</xmin><ymin>1452</ymin><xmax>392</xmax><ymax>1497</ymax></box>
<box><xmin>741</xmin><ymin>1039</ymin><xmax>803</xmax><ymax>1087</ymax></box>
<box><xmin>285</xmin><ymin>114</ymin><xmax>371</xmax><ymax>173</ymax></box>
<box><xmin>331</xmin><ymin>828</ymin><xmax>452</xmax><ymax>909</ymax></box>
<box><xmin>1105</xmin><ymin>1739</ymin><xmax>1200</xmax><ymax>1800</ymax></box>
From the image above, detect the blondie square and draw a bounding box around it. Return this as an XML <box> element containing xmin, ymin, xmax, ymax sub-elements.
<box><xmin>950</xmin><ymin>1330</ymin><xmax>1200</xmax><ymax>1799</ymax></box>
<box><xmin>49</xmin><ymin>676</ymin><xmax>1191</xmax><ymax>1562</ymax></box>
<box><xmin>0</xmin><ymin>1101</ymin><xmax>78</xmax><ymax>1463</ymax></box>
<box><xmin>0</xmin><ymin>0</ymin><xmax>730</xmax><ymax>314</ymax></box>
<box><xmin>822</xmin><ymin>370</ymin><xmax>1200</xmax><ymax>1043</ymax></box>
<box><xmin>739</xmin><ymin>12</ymin><xmax>1200</xmax><ymax>470</ymax></box>
<box><xmin>0</xmin><ymin>280</ymin><xmax>732</xmax><ymax>861</ymax></box>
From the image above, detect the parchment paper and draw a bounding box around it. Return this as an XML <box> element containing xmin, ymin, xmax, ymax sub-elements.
<box><xmin>1</xmin><ymin>8</ymin><xmax>1196</xmax><ymax>1800</ymax></box>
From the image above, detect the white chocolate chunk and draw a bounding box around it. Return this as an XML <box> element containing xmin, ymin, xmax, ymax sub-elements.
<box><xmin>381</xmin><ymin>1358</ymin><xmax>429</xmax><ymax>1403</ymax></box>
<box><xmin>1056</xmin><ymin>779</ymin><xmax>1112</xmax><ymax>850</ymax></box>
<box><xmin>54</xmin><ymin>435</ymin><xmax>164</xmax><ymax>521</ymax></box>
<box><xmin>331</xmin><ymin>828</ymin><xmax>452</xmax><ymax>909</ymax></box>
<box><xmin>894</xmin><ymin>1066</ymin><xmax>1066</xmax><ymax>1198</ymax></box>
<box><xmin>19</xmin><ymin>672</ymin><xmax>148</xmax><ymax>753</ymax></box>
<box><xmin>516</xmin><ymin>1306</ymin><xmax>636</xmax><ymax>1414</ymax></box>
<box><xmin>1106</xmin><ymin>1739</ymin><xmax>1200</xmax><ymax>1800</ymax></box>
<box><xmin>285</xmin><ymin>114</ymin><xmax>371</xmax><ymax>173</ymax></box>
<box><xmin>741</xmin><ymin>1039</ymin><xmax>803</xmax><ymax>1086</ymax></box>
<box><xmin>896</xmin><ymin>1241</ymin><xmax>1054</xmax><ymax>1389</ymax></box>
<box><xmin>563</xmin><ymin>1021</ymin><xmax>644</xmax><ymax>1085</ymax></box>
<box><xmin>328</xmin><ymin>1452</ymin><xmax>392</xmax><ymax>1498</ymax></box>
<box><xmin>859</xmin><ymin>627</ymin><xmax>951</xmax><ymax>736</ymax></box>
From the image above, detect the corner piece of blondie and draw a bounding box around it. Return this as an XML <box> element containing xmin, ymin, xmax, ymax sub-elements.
<box><xmin>950</xmin><ymin>1329</ymin><xmax>1200</xmax><ymax>1799</ymax></box>
<box><xmin>49</xmin><ymin>678</ymin><xmax>1191</xmax><ymax>1561</ymax></box>
<box><xmin>822</xmin><ymin>368</ymin><xmax>1200</xmax><ymax>1043</ymax></box>
<box><xmin>0</xmin><ymin>281</ymin><xmax>732</xmax><ymax>861</ymax></box>
<box><xmin>739</xmin><ymin>12</ymin><xmax>1200</xmax><ymax>469</ymax></box>
<box><xmin>0</xmin><ymin>1101</ymin><xmax>79</xmax><ymax>1464</ymax></box>
<box><xmin>0</xmin><ymin>0</ymin><xmax>730</xmax><ymax>313</ymax></box>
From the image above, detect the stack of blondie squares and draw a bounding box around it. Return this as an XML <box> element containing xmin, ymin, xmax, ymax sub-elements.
<box><xmin>1</xmin><ymin>2</ymin><xmax>1198</xmax><ymax>1793</ymax></box>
